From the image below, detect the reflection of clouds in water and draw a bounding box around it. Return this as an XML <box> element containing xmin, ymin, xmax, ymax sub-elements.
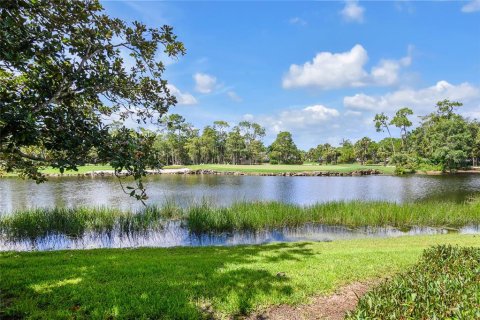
<box><xmin>2</xmin><ymin>222</ymin><xmax>477</xmax><ymax>252</ymax></box>
<box><xmin>1</xmin><ymin>175</ymin><xmax>480</xmax><ymax>214</ymax></box>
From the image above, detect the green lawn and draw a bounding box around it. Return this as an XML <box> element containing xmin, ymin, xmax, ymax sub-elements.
<box><xmin>165</xmin><ymin>163</ymin><xmax>396</xmax><ymax>174</ymax></box>
<box><xmin>2</xmin><ymin>163</ymin><xmax>395</xmax><ymax>177</ymax></box>
<box><xmin>1</xmin><ymin>165</ymin><xmax>115</xmax><ymax>177</ymax></box>
<box><xmin>1</xmin><ymin>234</ymin><xmax>478</xmax><ymax>319</ymax></box>
<box><xmin>40</xmin><ymin>165</ymin><xmax>114</xmax><ymax>175</ymax></box>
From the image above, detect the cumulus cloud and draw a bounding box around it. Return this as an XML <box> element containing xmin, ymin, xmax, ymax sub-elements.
<box><xmin>344</xmin><ymin>110</ymin><xmax>362</xmax><ymax>117</ymax></box>
<box><xmin>461</xmin><ymin>0</ymin><xmax>480</xmax><ymax>12</ymax></box>
<box><xmin>227</xmin><ymin>91</ymin><xmax>242</xmax><ymax>102</ymax></box>
<box><xmin>282</xmin><ymin>44</ymin><xmax>412</xmax><ymax>89</ymax></box>
<box><xmin>371</xmin><ymin>54</ymin><xmax>411</xmax><ymax>86</ymax></box>
<box><xmin>193</xmin><ymin>73</ymin><xmax>217</xmax><ymax>93</ymax></box>
<box><xmin>264</xmin><ymin>104</ymin><xmax>340</xmax><ymax>133</ymax></box>
<box><xmin>166</xmin><ymin>84</ymin><xmax>198</xmax><ymax>105</ymax></box>
<box><xmin>243</xmin><ymin>113</ymin><xmax>254</xmax><ymax>120</ymax></box>
<box><xmin>343</xmin><ymin>81</ymin><xmax>480</xmax><ymax>113</ymax></box>
<box><xmin>248</xmin><ymin>104</ymin><xmax>342</xmax><ymax>149</ymax></box>
<box><xmin>340</xmin><ymin>0</ymin><xmax>365</xmax><ymax>23</ymax></box>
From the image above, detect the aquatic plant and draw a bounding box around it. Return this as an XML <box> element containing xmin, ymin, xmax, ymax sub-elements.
<box><xmin>185</xmin><ymin>200</ymin><xmax>480</xmax><ymax>233</ymax></box>
<box><xmin>0</xmin><ymin>206</ymin><xmax>179</xmax><ymax>242</ymax></box>
<box><xmin>1</xmin><ymin>199</ymin><xmax>479</xmax><ymax>241</ymax></box>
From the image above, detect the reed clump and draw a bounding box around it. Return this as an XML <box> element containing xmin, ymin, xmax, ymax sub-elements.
<box><xmin>185</xmin><ymin>200</ymin><xmax>480</xmax><ymax>233</ymax></box>
<box><xmin>0</xmin><ymin>206</ymin><xmax>182</xmax><ymax>241</ymax></box>
<box><xmin>1</xmin><ymin>198</ymin><xmax>479</xmax><ymax>240</ymax></box>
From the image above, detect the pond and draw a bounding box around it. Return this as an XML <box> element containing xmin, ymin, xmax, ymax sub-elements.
<box><xmin>1</xmin><ymin>174</ymin><xmax>480</xmax><ymax>214</ymax></box>
<box><xmin>1</xmin><ymin>174</ymin><xmax>479</xmax><ymax>251</ymax></box>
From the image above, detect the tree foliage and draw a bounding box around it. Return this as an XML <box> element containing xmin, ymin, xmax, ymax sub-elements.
<box><xmin>0</xmin><ymin>0</ymin><xmax>185</xmax><ymax>200</ymax></box>
<box><xmin>411</xmin><ymin>100</ymin><xmax>473</xmax><ymax>171</ymax></box>
<box><xmin>269</xmin><ymin>132</ymin><xmax>301</xmax><ymax>164</ymax></box>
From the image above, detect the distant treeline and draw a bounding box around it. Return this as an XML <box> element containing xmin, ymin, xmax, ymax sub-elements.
<box><xmin>88</xmin><ymin>100</ymin><xmax>478</xmax><ymax>172</ymax></box>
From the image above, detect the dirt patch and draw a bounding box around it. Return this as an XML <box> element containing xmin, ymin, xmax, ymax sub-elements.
<box><xmin>245</xmin><ymin>280</ymin><xmax>381</xmax><ymax>320</ymax></box>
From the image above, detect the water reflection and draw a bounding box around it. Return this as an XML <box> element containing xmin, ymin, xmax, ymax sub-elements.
<box><xmin>1</xmin><ymin>222</ymin><xmax>479</xmax><ymax>252</ymax></box>
<box><xmin>1</xmin><ymin>174</ymin><xmax>480</xmax><ymax>214</ymax></box>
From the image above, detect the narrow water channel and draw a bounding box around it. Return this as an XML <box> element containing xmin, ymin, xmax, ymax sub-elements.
<box><xmin>2</xmin><ymin>222</ymin><xmax>479</xmax><ymax>252</ymax></box>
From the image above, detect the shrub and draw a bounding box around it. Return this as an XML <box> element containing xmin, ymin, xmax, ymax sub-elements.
<box><xmin>347</xmin><ymin>245</ymin><xmax>480</xmax><ymax>319</ymax></box>
<box><xmin>394</xmin><ymin>166</ymin><xmax>415</xmax><ymax>175</ymax></box>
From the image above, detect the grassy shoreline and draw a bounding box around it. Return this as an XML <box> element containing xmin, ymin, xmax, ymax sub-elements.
<box><xmin>1</xmin><ymin>234</ymin><xmax>478</xmax><ymax>319</ymax></box>
<box><xmin>3</xmin><ymin>164</ymin><xmax>479</xmax><ymax>177</ymax></box>
<box><xmin>1</xmin><ymin>200</ymin><xmax>479</xmax><ymax>240</ymax></box>
<box><xmin>1</xmin><ymin>163</ymin><xmax>395</xmax><ymax>176</ymax></box>
<box><xmin>164</xmin><ymin>163</ymin><xmax>396</xmax><ymax>174</ymax></box>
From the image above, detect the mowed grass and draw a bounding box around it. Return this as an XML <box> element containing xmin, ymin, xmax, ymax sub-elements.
<box><xmin>40</xmin><ymin>165</ymin><xmax>114</xmax><ymax>175</ymax></box>
<box><xmin>165</xmin><ymin>163</ymin><xmax>396</xmax><ymax>174</ymax></box>
<box><xmin>1</xmin><ymin>165</ymin><xmax>115</xmax><ymax>177</ymax></box>
<box><xmin>2</xmin><ymin>163</ymin><xmax>395</xmax><ymax>176</ymax></box>
<box><xmin>1</xmin><ymin>234</ymin><xmax>479</xmax><ymax>319</ymax></box>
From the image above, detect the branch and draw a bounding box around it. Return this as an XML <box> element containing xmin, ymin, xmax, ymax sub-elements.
<box><xmin>32</xmin><ymin>44</ymin><xmax>106</xmax><ymax>113</ymax></box>
<box><xmin>13</xmin><ymin>148</ymin><xmax>48</xmax><ymax>162</ymax></box>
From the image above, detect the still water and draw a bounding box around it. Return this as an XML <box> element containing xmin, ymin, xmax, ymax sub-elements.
<box><xmin>2</xmin><ymin>223</ymin><xmax>479</xmax><ymax>252</ymax></box>
<box><xmin>1</xmin><ymin>174</ymin><xmax>480</xmax><ymax>251</ymax></box>
<box><xmin>1</xmin><ymin>174</ymin><xmax>480</xmax><ymax>214</ymax></box>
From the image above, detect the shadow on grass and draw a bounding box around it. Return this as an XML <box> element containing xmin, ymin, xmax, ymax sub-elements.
<box><xmin>0</xmin><ymin>242</ymin><xmax>316</xmax><ymax>319</ymax></box>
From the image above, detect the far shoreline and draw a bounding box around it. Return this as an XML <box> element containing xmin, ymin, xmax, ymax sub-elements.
<box><xmin>2</xmin><ymin>164</ymin><xmax>480</xmax><ymax>178</ymax></box>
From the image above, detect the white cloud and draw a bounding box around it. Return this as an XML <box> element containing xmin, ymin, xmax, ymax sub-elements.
<box><xmin>227</xmin><ymin>91</ymin><xmax>242</xmax><ymax>102</ymax></box>
<box><xmin>371</xmin><ymin>54</ymin><xmax>411</xmax><ymax>86</ymax></box>
<box><xmin>340</xmin><ymin>0</ymin><xmax>365</xmax><ymax>23</ymax></box>
<box><xmin>344</xmin><ymin>110</ymin><xmax>362</xmax><ymax>117</ymax></box>
<box><xmin>464</xmin><ymin>110</ymin><xmax>480</xmax><ymax>120</ymax></box>
<box><xmin>344</xmin><ymin>81</ymin><xmax>480</xmax><ymax>113</ymax></box>
<box><xmin>167</xmin><ymin>84</ymin><xmax>198</xmax><ymax>105</ymax></box>
<box><xmin>265</xmin><ymin>104</ymin><xmax>340</xmax><ymax>133</ymax></box>
<box><xmin>462</xmin><ymin>0</ymin><xmax>480</xmax><ymax>12</ymax></box>
<box><xmin>289</xmin><ymin>17</ymin><xmax>307</xmax><ymax>26</ymax></box>
<box><xmin>252</xmin><ymin>104</ymin><xmax>344</xmax><ymax>149</ymax></box>
<box><xmin>282</xmin><ymin>44</ymin><xmax>412</xmax><ymax>89</ymax></box>
<box><xmin>243</xmin><ymin>113</ymin><xmax>254</xmax><ymax>121</ymax></box>
<box><xmin>193</xmin><ymin>73</ymin><xmax>217</xmax><ymax>93</ymax></box>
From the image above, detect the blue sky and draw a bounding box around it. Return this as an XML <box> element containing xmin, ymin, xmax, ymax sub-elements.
<box><xmin>102</xmin><ymin>0</ymin><xmax>480</xmax><ymax>149</ymax></box>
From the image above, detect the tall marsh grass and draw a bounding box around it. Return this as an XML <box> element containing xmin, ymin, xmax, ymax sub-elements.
<box><xmin>1</xmin><ymin>198</ymin><xmax>480</xmax><ymax>240</ymax></box>
<box><xmin>0</xmin><ymin>204</ymin><xmax>181</xmax><ymax>241</ymax></box>
<box><xmin>185</xmin><ymin>200</ymin><xmax>480</xmax><ymax>233</ymax></box>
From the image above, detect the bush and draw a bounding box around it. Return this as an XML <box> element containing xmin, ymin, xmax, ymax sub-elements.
<box><xmin>269</xmin><ymin>160</ymin><xmax>278</xmax><ymax>165</ymax></box>
<box><xmin>394</xmin><ymin>166</ymin><xmax>415</xmax><ymax>175</ymax></box>
<box><xmin>347</xmin><ymin>245</ymin><xmax>480</xmax><ymax>319</ymax></box>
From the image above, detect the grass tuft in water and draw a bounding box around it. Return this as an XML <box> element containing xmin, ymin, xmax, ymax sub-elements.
<box><xmin>0</xmin><ymin>206</ymin><xmax>180</xmax><ymax>241</ymax></box>
<box><xmin>185</xmin><ymin>200</ymin><xmax>480</xmax><ymax>234</ymax></box>
<box><xmin>1</xmin><ymin>199</ymin><xmax>480</xmax><ymax>240</ymax></box>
